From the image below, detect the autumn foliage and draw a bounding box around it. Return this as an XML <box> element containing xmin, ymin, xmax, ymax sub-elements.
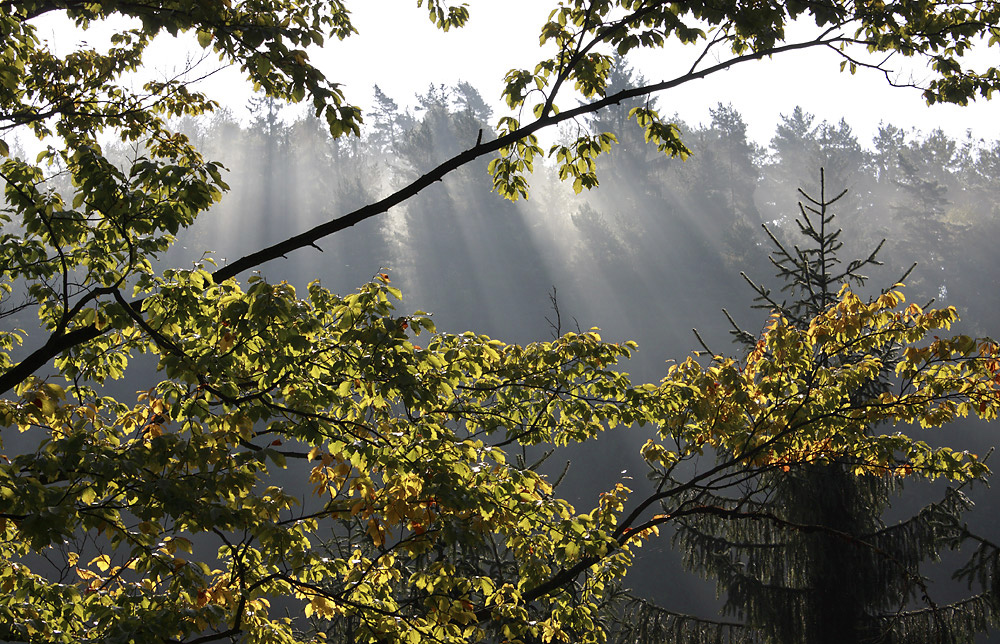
<box><xmin>2</xmin><ymin>272</ymin><xmax>998</xmax><ymax>643</ymax></box>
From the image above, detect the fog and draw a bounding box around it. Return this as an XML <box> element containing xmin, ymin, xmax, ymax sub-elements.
<box><xmin>151</xmin><ymin>65</ymin><xmax>1000</xmax><ymax>640</ymax></box>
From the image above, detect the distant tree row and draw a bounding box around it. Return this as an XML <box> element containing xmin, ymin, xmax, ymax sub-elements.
<box><xmin>167</xmin><ymin>64</ymin><xmax>999</xmax><ymax>358</ymax></box>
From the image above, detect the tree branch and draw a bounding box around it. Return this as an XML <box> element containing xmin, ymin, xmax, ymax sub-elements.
<box><xmin>0</xmin><ymin>31</ymin><xmax>856</xmax><ymax>396</ymax></box>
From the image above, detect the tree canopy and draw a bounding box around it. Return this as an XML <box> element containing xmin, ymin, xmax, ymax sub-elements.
<box><xmin>2</xmin><ymin>1</ymin><xmax>1000</xmax><ymax>643</ymax></box>
<box><xmin>658</xmin><ymin>172</ymin><xmax>1000</xmax><ymax>644</ymax></box>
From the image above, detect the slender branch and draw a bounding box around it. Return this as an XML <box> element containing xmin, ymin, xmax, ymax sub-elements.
<box><xmin>0</xmin><ymin>32</ymin><xmax>859</xmax><ymax>396</ymax></box>
<box><xmin>212</xmin><ymin>32</ymin><xmax>847</xmax><ymax>283</ymax></box>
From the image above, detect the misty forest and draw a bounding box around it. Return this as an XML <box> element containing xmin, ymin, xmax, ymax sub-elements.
<box><xmin>165</xmin><ymin>72</ymin><xmax>1000</xmax><ymax>642</ymax></box>
<box><xmin>5</xmin><ymin>2</ymin><xmax>1000</xmax><ymax>644</ymax></box>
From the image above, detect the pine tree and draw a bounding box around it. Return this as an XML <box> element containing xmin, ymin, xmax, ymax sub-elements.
<box><xmin>613</xmin><ymin>170</ymin><xmax>1000</xmax><ymax>644</ymax></box>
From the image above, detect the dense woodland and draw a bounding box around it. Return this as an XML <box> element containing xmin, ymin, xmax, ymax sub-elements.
<box><xmin>7</xmin><ymin>63</ymin><xmax>1000</xmax><ymax>641</ymax></box>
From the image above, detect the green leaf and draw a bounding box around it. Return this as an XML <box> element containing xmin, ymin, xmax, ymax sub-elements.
<box><xmin>196</xmin><ymin>29</ymin><xmax>213</xmax><ymax>48</ymax></box>
<box><xmin>79</xmin><ymin>487</ymin><xmax>97</xmax><ymax>505</ymax></box>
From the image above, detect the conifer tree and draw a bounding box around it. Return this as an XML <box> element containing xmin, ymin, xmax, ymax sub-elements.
<box><xmin>614</xmin><ymin>171</ymin><xmax>1000</xmax><ymax>644</ymax></box>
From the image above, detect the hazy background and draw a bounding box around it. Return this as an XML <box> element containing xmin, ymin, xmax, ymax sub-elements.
<box><xmin>141</xmin><ymin>61</ymin><xmax>1000</xmax><ymax>631</ymax></box>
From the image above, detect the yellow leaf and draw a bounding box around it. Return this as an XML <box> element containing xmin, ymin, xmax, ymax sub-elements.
<box><xmin>367</xmin><ymin>518</ymin><xmax>385</xmax><ymax>546</ymax></box>
<box><xmin>89</xmin><ymin>555</ymin><xmax>111</xmax><ymax>572</ymax></box>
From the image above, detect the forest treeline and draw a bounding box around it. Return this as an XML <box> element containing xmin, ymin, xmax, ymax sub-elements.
<box><xmin>165</xmin><ymin>63</ymin><xmax>1000</xmax><ymax>374</ymax></box>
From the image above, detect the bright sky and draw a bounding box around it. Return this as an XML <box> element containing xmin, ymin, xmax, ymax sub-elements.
<box><xmin>31</xmin><ymin>0</ymin><xmax>1000</xmax><ymax>147</ymax></box>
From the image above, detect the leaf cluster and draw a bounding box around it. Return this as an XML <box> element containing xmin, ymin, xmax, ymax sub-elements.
<box><xmin>3</xmin><ymin>270</ymin><xmax>999</xmax><ymax>642</ymax></box>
